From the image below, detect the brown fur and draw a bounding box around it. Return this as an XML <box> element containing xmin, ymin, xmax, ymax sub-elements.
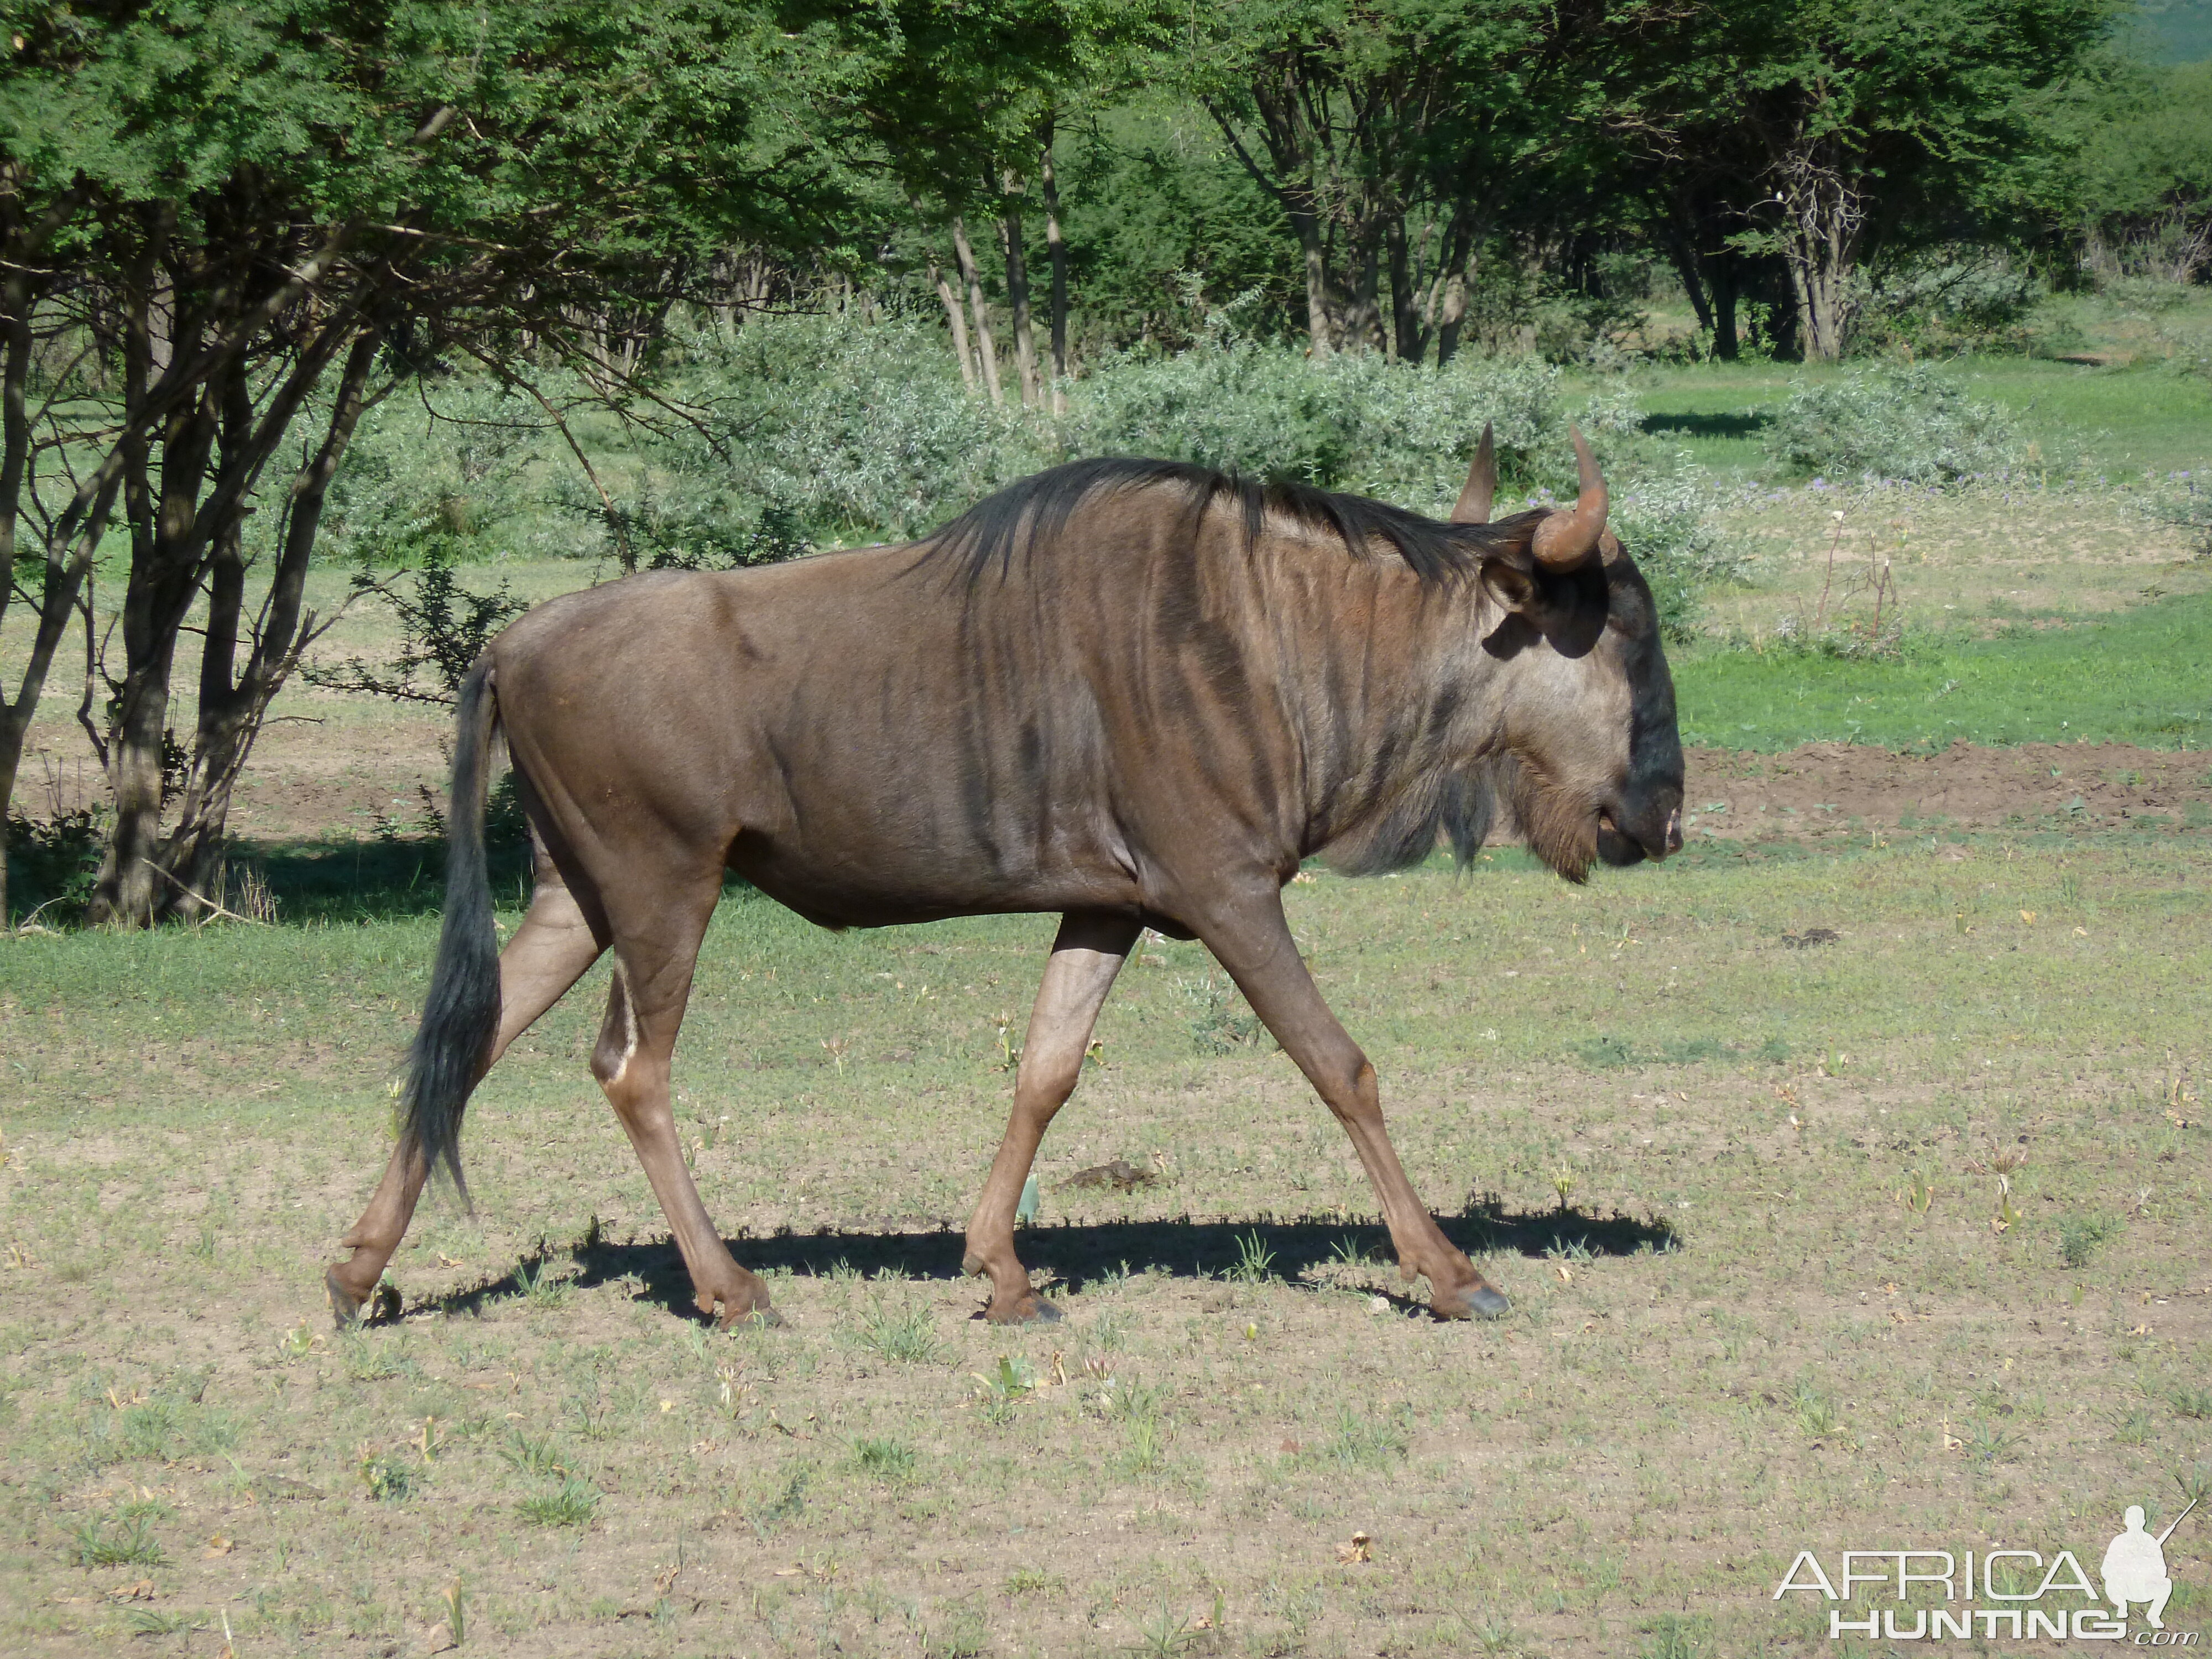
<box><xmin>328</xmin><ymin>450</ymin><xmax>1683</xmax><ymax>1329</ymax></box>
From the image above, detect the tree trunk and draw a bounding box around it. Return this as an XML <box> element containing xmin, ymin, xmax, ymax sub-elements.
<box><xmin>1431</xmin><ymin>210</ymin><xmax>1481</xmax><ymax>368</ymax></box>
<box><xmin>1775</xmin><ymin>150</ymin><xmax>1864</xmax><ymax>363</ymax></box>
<box><xmin>1710</xmin><ymin>256</ymin><xmax>1741</xmax><ymax>361</ymax></box>
<box><xmin>1292</xmin><ymin>200</ymin><xmax>1333</xmax><ymax>355</ymax></box>
<box><xmin>158</xmin><ymin>325</ymin><xmax>385</xmax><ymax>909</ymax></box>
<box><xmin>1040</xmin><ymin>134</ymin><xmax>1069</xmax><ymax>415</ymax></box>
<box><xmin>90</xmin><ymin>374</ymin><xmax>220</xmax><ymax>928</ymax></box>
<box><xmin>950</xmin><ymin>217</ymin><xmax>1004</xmax><ymax>406</ymax></box>
<box><xmin>86</xmin><ymin>232</ymin><xmax>218</xmax><ymax>930</ymax></box>
<box><xmin>0</xmin><ymin>178</ymin><xmax>107</xmax><ymax>927</ymax></box>
<box><xmin>1385</xmin><ymin>210</ymin><xmax>1421</xmax><ymax>363</ymax></box>
<box><xmin>1344</xmin><ymin>231</ymin><xmax>1383</xmax><ymax>354</ymax></box>
<box><xmin>928</xmin><ymin>251</ymin><xmax>978</xmax><ymax>392</ymax></box>
<box><xmin>999</xmin><ymin>171</ymin><xmax>1040</xmax><ymax>409</ymax></box>
<box><xmin>88</xmin><ymin>213</ymin><xmax>371</xmax><ymax>926</ymax></box>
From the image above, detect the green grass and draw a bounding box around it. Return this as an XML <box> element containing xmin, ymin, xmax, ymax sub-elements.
<box><xmin>1676</xmin><ymin>588</ymin><xmax>2212</xmax><ymax>750</ymax></box>
<box><xmin>1615</xmin><ymin>338</ymin><xmax>2212</xmax><ymax>479</ymax></box>
<box><xmin>3</xmin><ymin>823</ymin><xmax>2206</xmax><ymax>1656</ymax></box>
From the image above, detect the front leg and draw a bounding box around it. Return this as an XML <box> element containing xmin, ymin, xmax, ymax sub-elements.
<box><xmin>962</xmin><ymin>910</ymin><xmax>1142</xmax><ymax>1323</ymax></box>
<box><xmin>1197</xmin><ymin>888</ymin><xmax>1507</xmax><ymax>1319</ymax></box>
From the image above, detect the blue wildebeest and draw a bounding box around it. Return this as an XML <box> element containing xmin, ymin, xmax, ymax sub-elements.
<box><xmin>327</xmin><ymin>428</ymin><xmax>1683</xmax><ymax>1328</ymax></box>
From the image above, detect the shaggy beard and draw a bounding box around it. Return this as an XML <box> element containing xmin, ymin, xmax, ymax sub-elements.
<box><xmin>1496</xmin><ymin>753</ymin><xmax>1598</xmax><ymax>883</ymax></box>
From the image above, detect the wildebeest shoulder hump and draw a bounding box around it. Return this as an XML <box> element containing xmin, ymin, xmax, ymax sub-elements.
<box><xmin>912</xmin><ymin>456</ymin><xmax>1541</xmax><ymax>590</ymax></box>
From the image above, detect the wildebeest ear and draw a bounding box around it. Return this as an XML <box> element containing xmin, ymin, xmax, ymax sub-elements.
<box><xmin>1479</xmin><ymin>556</ymin><xmax>1605</xmax><ymax>658</ymax></box>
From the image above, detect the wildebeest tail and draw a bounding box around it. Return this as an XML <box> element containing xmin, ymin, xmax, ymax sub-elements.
<box><xmin>400</xmin><ymin>658</ymin><xmax>502</xmax><ymax>1204</ymax></box>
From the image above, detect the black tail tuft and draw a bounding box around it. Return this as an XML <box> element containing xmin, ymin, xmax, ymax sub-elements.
<box><xmin>400</xmin><ymin>659</ymin><xmax>503</xmax><ymax>1206</ymax></box>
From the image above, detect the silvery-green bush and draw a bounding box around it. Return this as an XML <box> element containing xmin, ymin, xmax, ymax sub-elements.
<box><xmin>325</xmin><ymin>312</ymin><xmax>1739</xmax><ymax>639</ymax></box>
<box><xmin>1063</xmin><ymin>337</ymin><xmax>1566</xmax><ymax>513</ymax></box>
<box><xmin>1764</xmin><ymin>364</ymin><xmax>2017</xmax><ymax>483</ymax></box>
<box><xmin>682</xmin><ymin>314</ymin><xmax>1047</xmax><ymax>541</ymax></box>
<box><xmin>326</xmin><ymin>375</ymin><xmax>596</xmax><ymax>565</ymax></box>
<box><xmin>1609</xmin><ymin>471</ymin><xmax>1749</xmax><ymax>642</ymax></box>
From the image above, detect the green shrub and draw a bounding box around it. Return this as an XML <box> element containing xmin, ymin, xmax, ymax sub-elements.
<box><xmin>667</xmin><ymin>313</ymin><xmax>1047</xmax><ymax>542</ymax></box>
<box><xmin>1610</xmin><ymin>472</ymin><xmax>1749</xmax><ymax>641</ymax></box>
<box><xmin>326</xmin><ymin>374</ymin><xmax>586</xmax><ymax>566</ymax></box>
<box><xmin>1856</xmin><ymin>253</ymin><xmax>2046</xmax><ymax>356</ymax></box>
<box><xmin>1063</xmin><ymin>333</ymin><xmax>1566</xmax><ymax>513</ymax></box>
<box><xmin>1764</xmin><ymin>364</ymin><xmax>2017</xmax><ymax>483</ymax></box>
<box><xmin>5</xmin><ymin>807</ymin><xmax>105</xmax><ymax>926</ymax></box>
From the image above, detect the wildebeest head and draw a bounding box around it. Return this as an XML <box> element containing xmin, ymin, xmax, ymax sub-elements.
<box><xmin>1456</xmin><ymin>425</ymin><xmax>1685</xmax><ymax>881</ymax></box>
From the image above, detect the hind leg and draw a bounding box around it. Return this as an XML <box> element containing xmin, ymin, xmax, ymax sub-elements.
<box><xmin>962</xmin><ymin>911</ymin><xmax>1141</xmax><ymax>1323</ymax></box>
<box><xmin>592</xmin><ymin>888</ymin><xmax>774</xmax><ymax>1327</ymax></box>
<box><xmin>327</xmin><ymin>848</ymin><xmax>604</xmax><ymax>1324</ymax></box>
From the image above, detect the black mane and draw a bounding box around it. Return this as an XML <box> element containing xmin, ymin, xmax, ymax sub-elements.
<box><xmin>916</xmin><ymin>456</ymin><xmax>1542</xmax><ymax>587</ymax></box>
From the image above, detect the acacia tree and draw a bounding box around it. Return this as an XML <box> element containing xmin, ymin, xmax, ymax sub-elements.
<box><xmin>1607</xmin><ymin>0</ymin><xmax>2122</xmax><ymax>361</ymax></box>
<box><xmin>1</xmin><ymin>0</ymin><xmax>843</xmax><ymax>927</ymax></box>
<box><xmin>1187</xmin><ymin>0</ymin><xmax>1572</xmax><ymax>362</ymax></box>
<box><xmin>799</xmin><ymin>0</ymin><xmax>1153</xmax><ymax>402</ymax></box>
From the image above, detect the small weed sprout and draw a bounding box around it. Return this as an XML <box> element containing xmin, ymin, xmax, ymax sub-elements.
<box><xmin>2056</xmin><ymin>1211</ymin><xmax>2119</xmax><ymax>1269</ymax></box>
<box><xmin>358</xmin><ymin>1448</ymin><xmax>417</xmax><ymax>1501</ymax></box>
<box><xmin>1230</xmin><ymin>1229</ymin><xmax>1277</xmax><ymax>1284</ymax></box>
<box><xmin>1639</xmin><ymin>1613</ymin><xmax>1703</xmax><ymax>1659</ymax></box>
<box><xmin>1325</xmin><ymin>1404</ymin><xmax>1410</xmax><ymax>1469</ymax></box>
<box><xmin>851</xmin><ymin>1437</ymin><xmax>918</xmax><ymax>1484</ymax></box>
<box><xmin>1961</xmin><ymin>1418</ymin><xmax>2024</xmax><ymax>1464</ymax></box>
<box><xmin>2176</xmin><ymin>1462</ymin><xmax>2212</xmax><ymax>1505</ymax></box>
<box><xmin>971</xmin><ymin>1354</ymin><xmax>1038</xmax><ymax>1424</ymax></box>
<box><xmin>1124</xmin><ymin>1410</ymin><xmax>1168</xmax><ymax>1475</ymax></box>
<box><xmin>514</xmin><ymin>1255</ymin><xmax>570</xmax><ymax>1309</ymax></box>
<box><xmin>72</xmin><ymin>1514</ymin><xmax>166</xmax><ymax>1567</ymax></box>
<box><xmin>1328</xmin><ymin>1234</ymin><xmax>1379</xmax><ymax>1269</ymax></box>
<box><xmin>2173</xmin><ymin>1386</ymin><xmax>2212</xmax><ymax>1422</ymax></box>
<box><xmin>1178</xmin><ymin>971</ymin><xmax>1261</xmax><ymax>1054</ymax></box>
<box><xmin>1898</xmin><ymin>1170</ymin><xmax>1937</xmax><ymax>1214</ymax></box>
<box><xmin>857</xmin><ymin>1300</ymin><xmax>942</xmax><ymax>1365</ymax></box>
<box><xmin>1133</xmin><ymin>1595</ymin><xmax>1202</xmax><ymax>1656</ymax></box>
<box><xmin>716</xmin><ymin>1361</ymin><xmax>752</xmax><ymax>1420</ymax></box>
<box><xmin>1551</xmin><ymin>1166</ymin><xmax>1577</xmax><ymax>1211</ymax></box>
<box><xmin>122</xmin><ymin>1609</ymin><xmax>191</xmax><ymax>1637</ymax></box>
<box><xmin>1791</xmin><ymin>1383</ymin><xmax>1843</xmax><ymax>1439</ymax></box>
<box><xmin>499</xmin><ymin>1430</ymin><xmax>570</xmax><ymax>1479</ymax></box>
<box><xmin>518</xmin><ymin>1477</ymin><xmax>599</xmax><ymax>1527</ymax></box>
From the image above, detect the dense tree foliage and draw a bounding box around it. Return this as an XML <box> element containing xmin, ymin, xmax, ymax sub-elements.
<box><xmin>1</xmin><ymin>0</ymin><xmax>2200</xmax><ymax>925</ymax></box>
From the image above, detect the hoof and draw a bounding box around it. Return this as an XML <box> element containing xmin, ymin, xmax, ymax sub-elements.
<box><xmin>325</xmin><ymin>1267</ymin><xmax>364</xmax><ymax>1331</ymax></box>
<box><xmin>984</xmin><ymin>1293</ymin><xmax>1063</xmax><ymax>1326</ymax></box>
<box><xmin>1431</xmin><ymin>1281</ymin><xmax>1510</xmax><ymax>1321</ymax></box>
<box><xmin>713</xmin><ymin>1297</ymin><xmax>782</xmax><ymax>1331</ymax></box>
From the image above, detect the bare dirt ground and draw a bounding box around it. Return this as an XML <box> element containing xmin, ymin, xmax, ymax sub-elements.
<box><xmin>1684</xmin><ymin>740</ymin><xmax>2212</xmax><ymax>841</ymax></box>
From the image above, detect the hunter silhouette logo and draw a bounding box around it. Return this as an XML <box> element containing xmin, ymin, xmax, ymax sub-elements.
<box><xmin>2105</xmin><ymin>1500</ymin><xmax>2195</xmax><ymax>1631</ymax></box>
<box><xmin>1776</xmin><ymin>1496</ymin><xmax>2200</xmax><ymax>1643</ymax></box>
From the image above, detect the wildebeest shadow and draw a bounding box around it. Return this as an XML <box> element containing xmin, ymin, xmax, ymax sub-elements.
<box><xmin>402</xmin><ymin>1197</ymin><xmax>1677</xmax><ymax>1326</ymax></box>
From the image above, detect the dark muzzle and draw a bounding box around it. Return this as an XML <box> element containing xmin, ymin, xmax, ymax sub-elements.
<box><xmin>1597</xmin><ymin>804</ymin><xmax>1682</xmax><ymax>868</ymax></box>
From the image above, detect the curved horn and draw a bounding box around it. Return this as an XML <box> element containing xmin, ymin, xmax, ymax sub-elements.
<box><xmin>1530</xmin><ymin>427</ymin><xmax>1607</xmax><ymax>570</ymax></box>
<box><xmin>1450</xmin><ymin>422</ymin><xmax>1496</xmax><ymax>524</ymax></box>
